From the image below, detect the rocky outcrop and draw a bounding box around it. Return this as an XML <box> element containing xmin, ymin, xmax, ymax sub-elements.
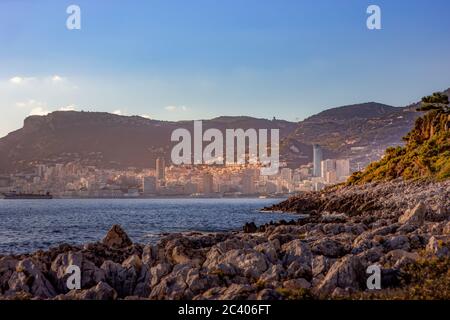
<box><xmin>0</xmin><ymin>181</ymin><xmax>449</xmax><ymax>300</ymax></box>
<box><xmin>102</xmin><ymin>225</ymin><xmax>133</xmax><ymax>249</ymax></box>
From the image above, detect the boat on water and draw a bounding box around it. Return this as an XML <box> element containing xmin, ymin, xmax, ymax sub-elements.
<box><xmin>1</xmin><ymin>191</ymin><xmax>53</xmax><ymax>200</ymax></box>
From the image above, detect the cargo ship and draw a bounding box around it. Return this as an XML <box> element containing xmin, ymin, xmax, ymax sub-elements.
<box><xmin>1</xmin><ymin>191</ymin><xmax>53</xmax><ymax>199</ymax></box>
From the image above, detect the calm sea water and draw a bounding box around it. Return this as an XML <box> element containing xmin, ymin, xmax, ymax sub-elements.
<box><xmin>0</xmin><ymin>198</ymin><xmax>293</xmax><ymax>254</ymax></box>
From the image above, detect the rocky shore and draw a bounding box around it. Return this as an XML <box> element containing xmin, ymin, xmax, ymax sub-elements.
<box><xmin>0</xmin><ymin>180</ymin><xmax>449</xmax><ymax>300</ymax></box>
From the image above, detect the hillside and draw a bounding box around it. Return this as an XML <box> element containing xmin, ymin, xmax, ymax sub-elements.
<box><xmin>0</xmin><ymin>112</ymin><xmax>297</xmax><ymax>173</ymax></box>
<box><xmin>348</xmin><ymin>94</ymin><xmax>450</xmax><ymax>184</ymax></box>
<box><xmin>280</xmin><ymin>102</ymin><xmax>421</xmax><ymax>168</ymax></box>
<box><xmin>1</xmin><ymin>89</ymin><xmax>448</xmax><ymax>173</ymax></box>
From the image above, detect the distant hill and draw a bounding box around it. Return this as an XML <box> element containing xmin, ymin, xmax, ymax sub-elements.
<box><xmin>0</xmin><ymin>112</ymin><xmax>297</xmax><ymax>173</ymax></box>
<box><xmin>348</xmin><ymin>93</ymin><xmax>450</xmax><ymax>184</ymax></box>
<box><xmin>0</xmin><ymin>88</ymin><xmax>448</xmax><ymax>173</ymax></box>
<box><xmin>280</xmin><ymin>102</ymin><xmax>422</xmax><ymax>168</ymax></box>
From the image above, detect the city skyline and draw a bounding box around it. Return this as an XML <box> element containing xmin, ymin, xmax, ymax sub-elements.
<box><xmin>1</xmin><ymin>0</ymin><xmax>450</xmax><ymax>137</ymax></box>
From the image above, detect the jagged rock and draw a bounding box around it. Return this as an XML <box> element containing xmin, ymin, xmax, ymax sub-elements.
<box><xmin>254</xmin><ymin>240</ymin><xmax>280</xmax><ymax>264</ymax></box>
<box><xmin>217</xmin><ymin>283</ymin><xmax>254</xmax><ymax>300</ymax></box>
<box><xmin>0</xmin><ymin>256</ymin><xmax>18</xmax><ymax>294</ymax></box>
<box><xmin>141</xmin><ymin>244</ymin><xmax>156</xmax><ymax>266</ymax></box>
<box><xmin>312</xmin><ymin>255</ymin><xmax>336</xmax><ymax>277</ymax></box>
<box><xmin>150</xmin><ymin>263</ymin><xmax>172</xmax><ymax>287</ymax></box>
<box><xmin>357</xmin><ymin>247</ymin><xmax>384</xmax><ymax>266</ymax></box>
<box><xmin>243</xmin><ymin>222</ymin><xmax>258</xmax><ymax>233</ymax></box>
<box><xmin>398</xmin><ymin>202</ymin><xmax>426</xmax><ymax>225</ymax></box>
<box><xmin>101</xmin><ymin>254</ymin><xmax>141</xmax><ymax>297</ymax></box>
<box><xmin>311</xmin><ymin>238</ymin><xmax>348</xmax><ymax>258</ymax></box>
<box><xmin>316</xmin><ymin>255</ymin><xmax>365</xmax><ymax>294</ymax></box>
<box><xmin>281</xmin><ymin>239</ymin><xmax>312</xmax><ymax>279</ymax></box>
<box><xmin>381</xmin><ymin>249</ymin><xmax>419</xmax><ymax>269</ymax></box>
<box><xmin>384</xmin><ymin>235</ymin><xmax>410</xmax><ymax>251</ymax></box>
<box><xmin>426</xmin><ymin>235</ymin><xmax>450</xmax><ymax>258</ymax></box>
<box><xmin>51</xmin><ymin>251</ymin><xmax>105</xmax><ymax>293</ymax></box>
<box><xmin>259</xmin><ymin>264</ymin><xmax>285</xmax><ymax>283</ymax></box>
<box><xmin>444</xmin><ymin>221</ymin><xmax>450</xmax><ymax>235</ymax></box>
<box><xmin>133</xmin><ymin>250</ymin><xmax>153</xmax><ymax>297</ymax></box>
<box><xmin>256</xmin><ymin>288</ymin><xmax>282</xmax><ymax>300</ymax></box>
<box><xmin>320</xmin><ymin>213</ymin><xmax>348</xmax><ymax>223</ymax></box>
<box><xmin>283</xmin><ymin>278</ymin><xmax>311</xmax><ymax>290</ymax></box>
<box><xmin>8</xmin><ymin>258</ymin><xmax>56</xmax><ymax>299</ymax></box>
<box><xmin>204</xmin><ymin>248</ymin><xmax>269</xmax><ymax>279</ymax></box>
<box><xmin>56</xmin><ymin>282</ymin><xmax>117</xmax><ymax>300</ymax></box>
<box><xmin>185</xmin><ymin>268</ymin><xmax>219</xmax><ymax>294</ymax></box>
<box><xmin>149</xmin><ymin>263</ymin><xmax>193</xmax><ymax>300</ymax></box>
<box><xmin>102</xmin><ymin>225</ymin><xmax>133</xmax><ymax>249</ymax></box>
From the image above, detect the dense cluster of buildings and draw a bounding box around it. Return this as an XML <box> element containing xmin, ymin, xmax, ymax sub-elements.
<box><xmin>0</xmin><ymin>146</ymin><xmax>353</xmax><ymax>198</ymax></box>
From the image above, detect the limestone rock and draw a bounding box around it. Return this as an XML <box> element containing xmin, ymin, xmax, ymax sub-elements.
<box><xmin>426</xmin><ymin>235</ymin><xmax>450</xmax><ymax>258</ymax></box>
<box><xmin>51</xmin><ymin>251</ymin><xmax>105</xmax><ymax>293</ymax></box>
<box><xmin>398</xmin><ymin>202</ymin><xmax>426</xmax><ymax>225</ymax></box>
<box><xmin>57</xmin><ymin>281</ymin><xmax>117</xmax><ymax>300</ymax></box>
<box><xmin>316</xmin><ymin>255</ymin><xmax>365</xmax><ymax>294</ymax></box>
<box><xmin>283</xmin><ymin>278</ymin><xmax>311</xmax><ymax>290</ymax></box>
<box><xmin>101</xmin><ymin>225</ymin><xmax>133</xmax><ymax>249</ymax></box>
<box><xmin>8</xmin><ymin>258</ymin><xmax>56</xmax><ymax>299</ymax></box>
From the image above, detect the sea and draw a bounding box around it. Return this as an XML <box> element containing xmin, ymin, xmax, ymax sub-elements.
<box><xmin>0</xmin><ymin>198</ymin><xmax>294</xmax><ymax>254</ymax></box>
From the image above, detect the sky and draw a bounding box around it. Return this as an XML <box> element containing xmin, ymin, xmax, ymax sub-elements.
<box><xmin>0</xmin><ymin>0</ymin><xmax>450</xmax><ymax>138</ymax></box>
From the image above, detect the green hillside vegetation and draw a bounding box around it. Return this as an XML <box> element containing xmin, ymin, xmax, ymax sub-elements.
<box><xmin>348</xmin><ymin>92</ymin><xmax>450</xmax><ymax>184</ymax></box>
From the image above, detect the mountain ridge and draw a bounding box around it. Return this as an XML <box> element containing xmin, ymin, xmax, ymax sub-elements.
<box><xmin>1</xmin><ymin>88</ymin><xmax>448</xmax><ymax>174</ymax></box>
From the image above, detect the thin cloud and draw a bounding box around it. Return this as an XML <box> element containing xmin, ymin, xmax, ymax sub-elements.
<box><xmin>51</xmin><ymin>75</ymin><xmax>65</xmax><ymax>83</ymax></box>
<box><xmin>9</xmin><ymin>76</ymin><xmax>35</xmax><ymax>85</ymax></box>
<box><xmin>59</xmin><ymin>105</ymin><xmax>76</xmax><ymax>111</ymax></box>
<box><xmin>29</xmin><ymin>106</ymin><xmax>50</xmax><ymax>116</ymax></box>
<box><xmin>165</xmin><ymin>105</ymin><xmax>189</xmax><ymax>112</ymax></box>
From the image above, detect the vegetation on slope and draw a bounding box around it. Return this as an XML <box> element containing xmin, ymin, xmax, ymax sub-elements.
<box><xmin>348</xmin><ymin>93</ymin><xmax>450</xmax><ymax>184</ymax></box>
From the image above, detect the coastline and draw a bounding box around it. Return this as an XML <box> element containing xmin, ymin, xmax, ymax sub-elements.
<box><xmin>1</xmin><ymin>179</ymin><xmax>449</xmax><ymax>300</ymax></box>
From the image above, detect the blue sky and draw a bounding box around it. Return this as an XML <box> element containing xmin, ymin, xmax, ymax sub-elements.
<box><xmin>0</xmin><ymin>0</ymin><xmax>450</xmax><ymax>137</ymax></box>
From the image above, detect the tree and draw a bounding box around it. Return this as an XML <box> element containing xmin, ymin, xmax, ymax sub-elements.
<box><xmin>417</xmin><ymin>92</ymin><xmax>449</xmax><ymax>112</ymax></box>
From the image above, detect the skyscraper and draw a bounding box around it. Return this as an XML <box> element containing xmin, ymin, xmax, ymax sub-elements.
<box><xmin>313</xmin><ymin>144</ymin><xmax>323</xmax><ymax>177</ymax></box>
<box><xmin>156</xmin><ymin>157</ymin><xmax>165</xmax><ymax>181</ymax></box>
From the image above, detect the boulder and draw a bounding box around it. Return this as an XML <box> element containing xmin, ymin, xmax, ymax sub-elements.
<box><xmin>8</xmin><ymin>258</ymin><xmax>56</xmax><ymax>299</ymax></box>
<box><xmin>311</xmin><ymin>238</ymin><xmax>347</xmax><ymax>258</ymax></box>
<box><xmin>444</xmin><ymin>221</ymin><xmax>450</xmax><ymax>235</ymax></box>
<box><xmin>100</xmin><ymin>254</ymin><xmax>142</xmax><ymax>298</ymax></box>
<box><xmin>281</xmin><ymin>240</ymin><xmax>312</xmax><ymax>279</ymax></box>
<box><xmin>282</xmin><ymin>278</ymin><xmax>311</xmax><ymax>290</ymax></box>
<box><xmin>101</xmin><ymin>225</ymin><xmax>133</xmax><ymax>249</ymax></box>
<box><xmin>254</xmin><ymin>240</ymin><xmax>280</xmax><ymax>264</ymax></box>
<box><xmin>149</xmin><ymin>263</ymin><xmax>193</xmax><ymax>300</ymax></box>
<box><xmin>0</xmin><ymin>256</ymin><xmax>18</xmax><ymax>294</ymax></box>
<box><xmin>312</xmin><ymin>255</ymin><xmax>336</xmax><ymax>277</ymax></box>
<box><xmin>426</xmin><ymin>235</ymin><xmax>450</xmax><ymax>258</ymax></box>
<box><xmin>204</xmin><ymin>248</ymin><xmax>269</xmax><ymax>279</ymax></box>
<box><xmin>56</xmin><ymin>281</ymin><xmax>117</xmax><ymax>300</ymax></box>
<box><xmin>51</xmin><ymin>251</ymin><xmax>105</xmax><ymax>293</ymax></box>
<box><xmin>217</xmin><ymin>283</ymin><xmax>254</xmax><ymax>300</ymax></box>
<box><xmin>259</xmin><ymin>264</ymin><xmax>285</xmax><ymax>283</ymax></box>
<box><xmin>256</xmin><ymin>288</ymin><xmax>282</xmax><ymax>300</ymax></box>
<box><xmin>243</xmin><ymin>222</ymin><xmax>258</xmax><ymax>233</ymax></box>
<box><xmin>150</xmin><ymin>263</ymin><xmax>172</xmax><ymax>287</ymax></box>
<box><xmin>398</xmin><ymin>202</ymin><xmax>426</xmax><ymax>225</ymax></box>
<box><xmin>384</xmin><ymin>235</ymin><xmax>410</xmax><ymax>251</ymax></box>
<box><xmin>316</xmin><ymin>255</ymin><xmax>365</xmax><ymax>294</ymax></box>
<box><xmin>185</xmin><ymin>268</ymin><xmax>219</xmax><ymax>294</ymax></box>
